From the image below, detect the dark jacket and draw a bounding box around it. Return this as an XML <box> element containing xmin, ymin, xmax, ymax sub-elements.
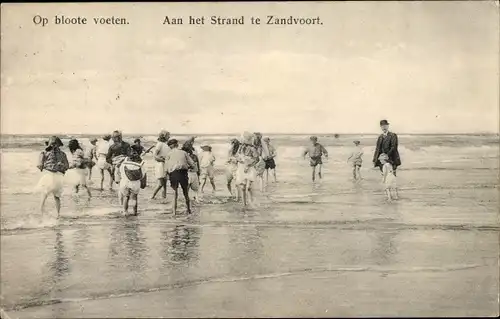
<box><xmin>373</xmin><ymin>132</ymin><xmax>401</xmax><ymax>169</ymax></box>
<box><xmin>106</xmin><ymin>141</ymin><xmax>131</xmax><ymax>164</ymax></box>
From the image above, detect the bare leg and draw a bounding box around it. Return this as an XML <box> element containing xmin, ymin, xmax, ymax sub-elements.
<box><xmin>100</xmin><ymin>169</ymin><xmax>105</xmax><ymax>191</ymax></box>
<box><xmin>226</xmin><ymin>179</ymin><xmax>233</xmax><ymax>196</ymax></box>
<box><xmin>131</xmin><ymin>193</ymin><xmax>138</xmax><ymax>215</ymax></box>
<box><xmin>357</xmin><ymin>166</ymin><xmax>362</xmax><ymax>180</ymax></box>
<box><xmin>123</xmin><ymin>194</ymin><xmax>130</xmax><ymax>214</ymax></box>
<box><xmin>241</xmin><ymin>184</ymin><xmax>247</xmax><ymax>206</ymax></box>
<box><xmin>352</xmin><ymin>167</ymin><xmax>357</xmax><ymax>180</ymax></box>
<box><xmin>393</xmin><ymin>188</ymin><xmax>399</xmax><ymax>200</ymax></box>
<box><xmin>162</xmin><ymin>178</ymin><xmax>167</xmax><ymax>199</ymax></box>
<box><xmin>259</xmin><ymin>176</ymin><xmax>264</xmax><ymax>192</ymax></box>
<box><xmin>247</xmin><ymin>181</ymin><xmax>255</xmax><ymax>205</ymax></box>
<box><xmin>39</xmin><ymin>193</ymin><xmax>49</xmax><ymax>214</ymax></box>
<box><xmin>385</xmin><ymin>189</ymin><xmax>392</xmax><ymax>202</ymax></box>
<box><xmin>201</xmin><ymin>177</ymin><xmax>207</xmax><ymax>192</ymax></box>
<box><xmin>84</xmin><ymin>185</ymin><xmax>92</xmax><ymax>198</ymax></box>
<box><xmin>210</xmin><ymin>178</ymin><xmax>216</xmax><ymax>192</ymax></box>
<box><xmin>272</xmin><ymin>169</ymin><xmax>277</xmax><ymax>182</ymax></box>
<box><xmin>172</xmin><ymin>188</ymin><xmax>178</xmax><ymax>215</ymax></box>
<box><xmin>266</xmin><ymin>169</ymin><xmax>269</xmax><ymax>184</ymax></box>
<box><xmin>88</xmin><ymin>167</ymin><xmax>93</xmax><ymax>180</ymax></box>
<box><xmin>54</xmin><ymin>195</ymin><xmax>61</xmax><ymax>217</ymax></box>
<box><xmin>107</xmin><ymin>168</ymin><xmax>114</xmax><ymax>190</ymax></box>
<box><xmin>318</xmin><ymin>164</ymin><xmax>323</xmax><ymax>179</ymax></box>
<box><xmin>118</xmin><ymin>190</ymin><xmax>124</xmax><ymax>206</ymax></box>
<box><xmin>181</xmin><ymin>183</ymin><xmax>191</xmax><ymax>214</ymax></box>
<box><xmin>151</xmin><ymin>178</ymin><xmax>165</xmax><ymax>199</ymax></box>
<box><xmin>311</xmin><ymin>166</ymin><xmax>316</xmax><ymax>182</ymax></box>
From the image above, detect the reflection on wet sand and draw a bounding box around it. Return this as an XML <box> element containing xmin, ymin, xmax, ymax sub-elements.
<box><xmin>161</xmin><ymin>225</ymin><xmax>201</xmax><ymax>268</ymax></box>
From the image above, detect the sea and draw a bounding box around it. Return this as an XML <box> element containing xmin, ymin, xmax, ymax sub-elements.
<box><xmin>1</xmin><ymin>133</ymin><xmax>499</xmax><ymax>317</ymax></box>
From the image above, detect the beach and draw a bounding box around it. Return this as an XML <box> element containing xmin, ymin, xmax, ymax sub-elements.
<box><xmin>1</xmin><ymin>134</ymin><xmax>499</xmax><ymax>317</ymax></box>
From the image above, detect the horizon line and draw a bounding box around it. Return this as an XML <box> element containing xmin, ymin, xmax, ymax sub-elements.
<box><xmin>1</xmin><ymin>132</ymin><xmax>499</xmax><ymax>137</ymax></box>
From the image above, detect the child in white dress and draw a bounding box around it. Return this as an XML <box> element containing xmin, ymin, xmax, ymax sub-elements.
<box><xmin>199</xmin><ymin>145</ymin><xmax>216</xmax><ymax>193</ymax></box>
<box><xmin>379</xmin><ymin>153</ymin><xmax>398</xmax><ymax>202</ymax></box>
<box><xmin>67</xmin><ymin>139</ymin><xmax>92</xmax><ymax>198</ymax></box>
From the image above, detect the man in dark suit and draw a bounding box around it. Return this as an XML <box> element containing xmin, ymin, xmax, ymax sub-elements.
<box><xmin>373</xmin><ymin>119</ymin><xmax>401</xmax><ymax>175</ymax></box>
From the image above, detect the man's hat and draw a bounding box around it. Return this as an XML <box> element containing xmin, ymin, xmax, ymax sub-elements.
<box><xmin>102</xmin><ymin>134</ymin><xmax>112</xmax><ymax>140</ymax></box>
<box><xmin>353</xmin><ymin>140</ymin><xmax>360</xmax><ymax>145</ymax></box>
<box><xmin>90</xmin><ymin>138</ymin><xmax>98</xmax><ymax>143</ymax></box>
<box><xmin>380</xmin><ymin>119</ymin><xmax>390</xmax><ymax>126</ymax></box>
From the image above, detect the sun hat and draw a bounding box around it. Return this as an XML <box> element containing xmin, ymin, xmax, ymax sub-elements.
<box><xmin>241</xmin><ymin>131</ymin><xmax>253</xmax><ymax>144</ymax></box>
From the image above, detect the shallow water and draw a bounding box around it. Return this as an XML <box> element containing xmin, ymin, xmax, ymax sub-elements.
<box><xmin>1</xmin><ymin>134</ymin><xmax>499</xmax><ymax>317</ymax></box>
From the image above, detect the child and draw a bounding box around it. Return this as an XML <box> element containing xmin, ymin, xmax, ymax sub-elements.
<box><xmin>379</xmin><ymin>153</ymin><xmax>398</xmax><ymax>202</ymax></box>
<box><xmin>36</xmin><ymin>136</ymin><xmax>69</xmax><ymax>216</ymax></box>
<box><xmin>199</xmin><ymin>145</ymin><xmax>216</xmax><ymax>193</ymax></box>
<box><xmin>226</xmin><ymin>138</ymin><xmax>240</xmax><ymax>199</ymax></box>
<box><xmin>347</xmin><ymin>140</ymin><xmax>364</xmax><ymax>181</ymax></box>
<box><xmin>96</xmin><ymin>135</ymin><xmax>113</xmax><ymax>191</ymax></box>
<box><xmin>263</xmin><ymin>137</ymin><xmax>277</xmax><ymax>183</ymax></box>
<box><xmin>165</xmin><ymin>139</ymin><xmax>196</xmax><ymax>215</ymax></box>
<box><xmin>151</xmin><ymin>130</ymin><xmax>170</xmax><ymax>200</ymax></box>
<box><xmin>119</xmin><ymin>148</ymin><xmax>146</xmax><ymax>216</ymax></box>
<box><xmin>303</xmin><ymin>136</ymin><xmax>328</xmax><ymax>182</ymax></box>
<box><xmin>86</xmin><ymin>138</ymin><xmax>98</xmax><ymax>180</ymax></box>
<box><xmin>67</xmin><ymin>139</ymin><xmax>92</xmax><ymax>198</ymax></box>
<box><xmin>131</xmin><ymin>138</ymin><xmax>145</xmax><ymax>160</ymax></box>
<box><xmin>187</xmin><ymin>151</ymin><xmax>201</xmax><ymax>202</ymax></box>
<box><xmin>235</xmin><ymin>131</ymin><xmax>260</xmax><ymax>207</ymax></box>
<box><xmin>253</xmin><ymin>132</ymin><xmax>268</xmax><ymax>192</ymax></box>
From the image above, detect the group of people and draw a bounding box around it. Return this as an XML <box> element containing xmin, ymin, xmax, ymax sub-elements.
<box><xmin>35</xmin><ymin>119</ymin><xmax>401</xmax><ymax>217</ymax></box>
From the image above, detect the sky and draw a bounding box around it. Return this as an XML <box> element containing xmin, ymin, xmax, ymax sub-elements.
<box><xmin>1</xmin><ymin>1</ymin><xmax>499</xmax><ymax>135</ymax></box>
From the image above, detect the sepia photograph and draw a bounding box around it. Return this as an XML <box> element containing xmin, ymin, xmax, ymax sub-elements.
<box><xmin>1</xmin><ymin>1</ymin><xmax>499</xmax><ymax>318</ymax></box>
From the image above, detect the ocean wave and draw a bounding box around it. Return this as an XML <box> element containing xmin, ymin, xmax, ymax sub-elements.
<box><xmin>1</xmin><ymin>134</ymin><xmax>498</xmax><ymax>150</ymax></box>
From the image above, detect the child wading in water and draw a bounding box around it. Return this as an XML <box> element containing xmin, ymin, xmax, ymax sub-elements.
<box><xmin>183</xmin><ymin>145</ymin><xmax>201</xmax><ymax>203</ymax></box>
<box><xmin>199</xmin><ymin>145</ymin><xmax>216</xmax><ymax>194</ymax></box>
<box><xmin>379</xmin><ymin>153</ymin><xmax>399</xmax><ymax>202</ymax></box>
<box><xmin>119</xmin><ymin>148</ymin><xmax>146</xmax><ymax>216</ymax></box>
<box><xmin>226</xmin><ymin>138</ymin><xmax>241</xmax><ymax>200</ymax></box>
<box><xmin>86</xmin><ymin>138</ymin><xmax>97</xmax><ymax>181</ymax></box>
<box><xmin>303</xmin><ymin>136</ymin><xmax>328</xmax><ymax>182</ymax></box>
<box><xmin>347</xmin><ymin>140</ymin><xmax>364</xmax><ymax>181</ymax></box>
<box><xmin>235</xmin><ymin>131</ymin><xmax>259</xmax><ymax>207</ymax></box>
<box><xmin>165</xmin><ymin>139</ymin><xmax>196</xmax><ymax>215</ymax></box>
<box><xmin>37</xmin><ymin>136</ymin><xmax>69</xmax><ymax>216</ymax></box>
<box><xmin>67</xmin><ymin>139</ymin><xmax>92</xmax><ymax>199</ymax></box>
